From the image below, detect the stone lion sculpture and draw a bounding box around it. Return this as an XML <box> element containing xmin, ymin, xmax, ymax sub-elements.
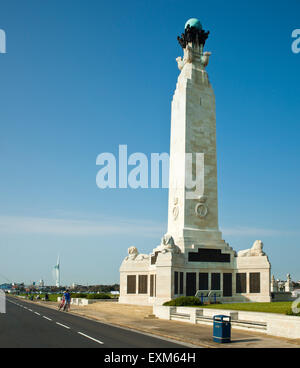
<box><xmin>162</xmin><ymin>234</ymin><xmax>175</xmax><ymax>247</ymax></box>
<box><xmin>125</xmin><ymin>246</ymin><xmax>149</xmax><ymax>262</ymax></box>
<box><xmin>237</xmin><ymin>240</ymin><xmax>265</xmax><ymax>257</ymax></box>
<box><xmin>158</xmin><ymin>234</ymin><xmax>181</xmax><ymax>254</ymax></box>
<box><xmin>126</xmin><ymin>246</ymin><xmax>138</xmax><ymax>260</ymax></box>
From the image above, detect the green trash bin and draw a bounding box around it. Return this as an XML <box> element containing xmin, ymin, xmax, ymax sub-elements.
<box><xmin>213</xmin><ymin>315</ymin><xmax>231</xmax><ymax>343</ymax></box>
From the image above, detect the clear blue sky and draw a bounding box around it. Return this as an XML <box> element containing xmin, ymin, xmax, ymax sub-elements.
<box><xmin>0</xmin><ymin>0</ymin><xmax>299</xmax><ymax>285</ymax></box>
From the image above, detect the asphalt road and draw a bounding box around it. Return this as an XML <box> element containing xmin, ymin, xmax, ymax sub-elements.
<box><xmin>0</xmin><ymin>296</ymin><xmax>187</xmax><ymax>348</ymax></box>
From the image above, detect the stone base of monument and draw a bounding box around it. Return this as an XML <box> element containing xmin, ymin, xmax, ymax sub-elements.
<box><xmin>119</xmin><ymin>237</ymin><xmax>271</xmax><ymax>306</ymax></box>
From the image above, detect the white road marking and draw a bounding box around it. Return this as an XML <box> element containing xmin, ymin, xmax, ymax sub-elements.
<box><xmin>56</xmin><ymin>322</ymin><xmax>70</xmax><ymax>329</ymax></box>
<box><xmin>43</xmin><ymin>316</ymin><xmax>52</xmax><ymax>321</ymax></box>
<box><xmin>28</xmin><ymin>309</ymin><xmax>33</xmax><ymax>312</ymax></box>
<box><xmin>34</xmin><ymin>312</ymin><xmax>41</xmax><ymax>316</ymax></box>
<box><xmin>77</xmin><ymin>332</ymin><xmax>104</xmax><ymax>345</ymax></box>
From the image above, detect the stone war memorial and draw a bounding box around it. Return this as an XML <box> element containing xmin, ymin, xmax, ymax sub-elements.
<box><xmin>119</xmin><ymin>19</ymin><xmax>271</xmax><ymax>305</ymax></box>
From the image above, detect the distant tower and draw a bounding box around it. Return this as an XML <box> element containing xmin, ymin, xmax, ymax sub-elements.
<box><xmin>54</xmin><ymin>256</ymin><xmax>60</xmax><ymax>287</ymax></box>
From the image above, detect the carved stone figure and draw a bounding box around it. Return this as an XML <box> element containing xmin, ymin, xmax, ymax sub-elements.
<box><xmin>158</xmin><ymin>234</ymin><xmax>181</xmax><ymax>254</ymax></box>
<box><xmin>176</xmin><ymin>46</ymin><xmax>193</xmax><ymax>70</ymax></box>
<box><xmin>172</xmin><ymin>197</ymin><xmax>179</xmax><ymax>220</ymax></box>
<box><xmin>200</xmin><ymin>51</ymin><xmax>211</xmax><ymax>67</ymax></box>
<box><xmin>126</xmin><ymin>246</ymin><xmax>138</xmax><ymax>260</ymax></box>
<box><xmin>176</xmin><ymin>56</ymin><xmax>185</xmax><ymax>71</ymax></box>
<box><xmin>176</xmin><ymin>48</ymin><xmax>211</xmax><ymax>71</ymax></box>
<box><xmin>237</xmin><ymin>240</ymin><xmax>265</xmax><ymax>257</ymax></box>
<box><xmin>162</xmin><ymin>234</ymin><xmax>175</xmax><ymax>246</ymax></box>
<box><xmin>125</xmin><ymin>246</ymin><xmax>149</xmax><ymax>262</ymax></box>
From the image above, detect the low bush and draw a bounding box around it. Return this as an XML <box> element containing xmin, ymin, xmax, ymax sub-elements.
<box><xmin>286</xmin><ymin>309</ymin><xmax>300</xmax><ymax>316</ymax></box>
<box><xmin>286</xmin><ymin>302</ymin><xmax>300</xmax><ymax>316</ymax></box>
<box><xmin>86</xmin><ymin>293</ymin><xmax>111</xmax><ymax>300</ymax></box>
<box><xmin>47</xmin><ymin>294</ymin><xmax>60</xmax><ymax>302</ymax></box>
<box><xmin>71</xmin><ymin>293</ymin><xmax>87</xmax><ymax>299</ymax></box>
<box><xmin>163</xmin><ymin>296</ymin><xmax>202</xmax><ymax>306</ymax></box>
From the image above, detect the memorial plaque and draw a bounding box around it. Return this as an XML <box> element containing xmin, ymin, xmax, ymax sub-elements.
<box><xmin>211</xmin><ymin>273</ymin><xmax>220</xmax><ymax>290</ymax></box>
<box><xmin>188</xmin><ymin>249</ymin><xmax>230</xmax><ymax>263</ymax></box>
<box><xmin>199</xmin><ymin>273</ymin><xmax>209</xmax><ymax>290</ymax></box>
<box><xmin>174</xmin><ymin>271</ymin><xmax>179</xmax><ymax>294</ymax></box>
<box><xmin>127</xmin><ymin>275</ymin><xmax>136</xmax><ymax>294</ymax></box>
<box><xmin>250</xmin><ymin>272</ymin><xmax>260</xmax><ymax>293</ymax></box>
<box><xmin>236</xmin><ymin>273</ymin><xmax>246</xmax><ymax>293</ymax></box>
<box><xmin>180</xmin><ymin>272</ymin><xmax>184</xmax><ymax>294</ymax></box>
<box><xmin>186</xmin><ymin>272</ymin><xmax>196</xmax><ymax>296</ymax></box>
<box><xmin>150</xmin><ymin>274</ymin><xmax>154</xmax><ymax>297</ymax></box>
<box><xmin>138</xmin><ymin>275</ymin><xmax>148</xmax><ymax>294</ymax></box>
<box><xmin>223</xmin><ymin>273</ymin><xmax>232</xmax><ymax>297</ymax></box>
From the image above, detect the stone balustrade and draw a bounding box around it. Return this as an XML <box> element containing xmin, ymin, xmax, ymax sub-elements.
<box><xmin>57</xmin><ymin>297</ymin><xmax>117</xmax><ymax>306</ymax></box>
<box><xmin>153</xmin><ymin>305</ymin><xmax>300</xmax><ymax>339</ymax></box>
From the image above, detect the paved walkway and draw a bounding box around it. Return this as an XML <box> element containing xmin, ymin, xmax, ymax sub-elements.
<box><xmin>20</xmin><ymin>299</ymin><xmax>300</xmax><ymax>348</ymax></box>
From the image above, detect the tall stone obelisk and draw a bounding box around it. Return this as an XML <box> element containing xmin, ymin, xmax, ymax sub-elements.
<box><xmin>119</xmin><ymin>18</ymin><xmax>271</xmax><ymax>305</ymax></box>
<box><xmin>168</xmin><ymin>19</ymin><xmax>228</xmax><ymax>252</ymax></box>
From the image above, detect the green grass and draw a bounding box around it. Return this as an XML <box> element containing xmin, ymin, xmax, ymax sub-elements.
<box><xmin>163</xmin><ymin>297</ymin><xmax>298</xmax><ymax>315</ymax></box>
<box><xmin>40</xmin><ymin>294</ymin><xmax>61</xmax><ymax>302</ymax></box>
<box><xmin>197</xmin><ymin>302</ymin><xmax>293</xmax><ymax>315</ymax></box>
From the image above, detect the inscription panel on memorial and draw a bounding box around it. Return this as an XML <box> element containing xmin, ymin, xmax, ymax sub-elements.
<box><xmin>250</xmin><ymin>272</ymin><xmax>261</xmax><ymax>293</ymax></box>
<box><xmin>127</xmin><ymin>275</ymin><xmax>136</xmax><ymax>294</ymax></box>
<box><xmin>186</xmin><ymin>272</ymin><xmax>196</xmax><ymax>296</ymax></box>
<box><xmin>223</xmin><ymin>273</ymin><xmax>232</xmax><ymax>297</ymax></box>
<box><xmin>211</xmin><ymin>273</ymin><xmax>220</xmax><ymax>290</ymax></box>
<box><xmin>236</xmin><ymin>273</ymin><xmax>247</xmax><ymax>293</ymax></box>
<box><xmin>138</xmin><ymin>275</ymin><xmax>148</xmax><ymax>294</ymax></box>
<box><xmin>199</xmin><ymin>273</ymin><xmax>209</xmax><ymax>290</ymax></box>
<box><xmin>188</xmin><ymin>248</ymin><xmax>230</xmax><ymax>263</ymax></box>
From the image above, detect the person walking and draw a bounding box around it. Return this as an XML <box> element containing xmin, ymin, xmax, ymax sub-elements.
<box><xmin>63</xmin><ymin>290</ymin><xmax>71</xmax><ymax>312</ymax></box>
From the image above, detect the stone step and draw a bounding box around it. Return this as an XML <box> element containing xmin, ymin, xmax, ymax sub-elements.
<box><xmin>144</xmin><ymin>314</ymin><xmax>159</xmax><ymax>320</ymax></box>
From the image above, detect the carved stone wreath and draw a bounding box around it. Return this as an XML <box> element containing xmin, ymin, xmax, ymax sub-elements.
<box><xmin>195</xmin><ymin>195</ymin><xmax>208</xmax><ymax>218</ymax></box>
<box><xmin>195</xmin><ymin>203</ymin><xmax>208</xmax><ymax>218</ymax></box>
